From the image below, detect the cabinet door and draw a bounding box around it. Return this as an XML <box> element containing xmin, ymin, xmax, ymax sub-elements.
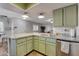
<box><xmin>26</xmin><ymin>40</ymin><xmax>33</xmax><ymax>53</ymax></box>
<box><xmin>39</xmin><ymin>40</ymin><xmax>45</xmax><ymax>54</ymax></box>
<box><xmin>46</xmin><ymin>42</ymin><xmax>56</xmax><ymax>56</ymax></box>
<box><xmin>53</xmin><ymin>8</ymin><xmax>63</xmax><ymax>27</ymax></box>
<box><xmin>64</xmin><ymin>4</ymin><xmax>78</xmax><ymax>27</ymax></box>
<box><xmin>34</xmin><ymin>39</ymin><xmax>39</xmax><ymax>51</ymax></box>
<box><xmin>16</xmin><ymin>42</ymin><xmax>26</xmax><ymax>56</ymax></box>
<box><xmin>33</xmin><ymin>36</ymin><xmax>39</xmax><ymax>50</ymax></box>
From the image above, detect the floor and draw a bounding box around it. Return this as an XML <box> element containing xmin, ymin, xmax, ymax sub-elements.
<box><xmin>0</xmin><ymin>41</ymin><xmax>8</xmax><ymax>56</ymax></box>
<box><xmin>27</xmin><ymin>51</ymin><xmax>43</xmax><ymax>56</ymax></box>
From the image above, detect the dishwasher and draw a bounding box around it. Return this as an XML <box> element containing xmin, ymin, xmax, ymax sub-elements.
<box><xmin>56</xmin><ymin>39</ymin><xmax>72</xmax><ymax>56</ymax></box>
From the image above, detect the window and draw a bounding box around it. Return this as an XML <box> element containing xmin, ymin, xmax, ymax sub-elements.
<box><xmin>33</xmin><ymin>24</ymin><xmax>38</xmax><ymax>31</ymax></box>
<box><xmin>0</xmin><ymin>21</ymin><xmax>4</xmax><ymax>32</ymax></box>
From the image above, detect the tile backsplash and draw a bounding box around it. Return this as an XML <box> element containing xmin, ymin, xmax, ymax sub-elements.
<box><xmin>53</xmin><ymin>27</ymin><xmax>75</xmax><ymax>37</ymax></box>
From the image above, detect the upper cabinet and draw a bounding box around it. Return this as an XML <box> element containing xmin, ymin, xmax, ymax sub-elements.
<box><xmin>63</xmin><ymin>4</ymin><xmax>78</xmax><ymax>27</ymax></box>
<box><xmin>53</xmin><ymin>8</ymin><xmax>63</xmax><ymax>27</ymax></box>
<box><xmin>53</xmin><ymin>4</ymin><xmax>78</xmax><ymax>27</ymax></box>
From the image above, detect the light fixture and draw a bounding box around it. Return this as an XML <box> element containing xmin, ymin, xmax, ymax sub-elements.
<box><xmin>38</xmin><ymin>13</ymin><xmax>45</xmax><ymax>18</ymax></box>
<box><xmin>22</xmin><ymin>12</ymin><xmax>29</xmax><ymax>19</ymax></box>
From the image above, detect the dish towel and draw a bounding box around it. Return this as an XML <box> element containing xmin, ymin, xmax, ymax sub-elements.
<box><xmin>61</xmin><ymin>41</ymin><xmax>70</xmax><ymax>54</ymax></box>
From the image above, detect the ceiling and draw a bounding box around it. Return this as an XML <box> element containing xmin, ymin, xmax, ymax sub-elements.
<box><xmin>0</xmin><ymin>3</ymin><xmax>74</xmax><ymax>25</ymax></box>
<box><xmin>14</xmin><ymin>3</ymin><xmax>35</xmax><ymax>10</ymax></box>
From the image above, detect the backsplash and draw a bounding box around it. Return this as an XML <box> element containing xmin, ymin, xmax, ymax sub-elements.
<box><xmin>53</xmin><ymin>27</ymin><xmax>75</xmax><ymax>37</ymax></box>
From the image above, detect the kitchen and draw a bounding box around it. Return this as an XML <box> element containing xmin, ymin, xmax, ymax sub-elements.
<box><xmin>0</xmin><ymin>3</ymin><xmax>79</xmax><ymax>56</ymax></box>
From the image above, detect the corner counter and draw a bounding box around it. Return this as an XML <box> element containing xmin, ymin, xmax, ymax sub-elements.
<box><xmin>8</xmin><ymin>33</ymin><xmax>56</xmax><ymax>56</ymax></box>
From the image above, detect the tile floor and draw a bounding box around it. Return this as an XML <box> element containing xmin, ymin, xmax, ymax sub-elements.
<box><xmin>27</xmin><ymin>51</ymin><xmax>43</xmax><ymax>56</ymax></box>
<box><xmin>0</xmin><ymin>41</ymin><xmax>8</xmax><ymax>56</ymax></box>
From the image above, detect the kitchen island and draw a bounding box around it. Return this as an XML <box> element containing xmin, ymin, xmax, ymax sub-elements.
<box><xmin>8</xmin><ymin>33</ymin><xmax>56</xmax><ymax>56</ymax></box>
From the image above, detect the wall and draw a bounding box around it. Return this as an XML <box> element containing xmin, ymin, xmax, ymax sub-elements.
<box><xmin>43</xmin><ymin>24</ymin><xmax>53</xmax><ymax>33</ymax></box>
<box><xmin>11</xmin><ymin>18</ymin><xmax>53</xmax><ymax>34</ymax></box>
<box><xmin>0</xmin><ymin>16</ymin><xmax>10</xmax><ymax>34</ymax></box>
<box><xmin>12</xmin><ymin>18</ymin><xmax>33</xmax><ymax>34</ymax></box>
<box><xmin>11</xmin><ymin>18</ymin><xmax>43</xmax><ymax>34</ymax></box>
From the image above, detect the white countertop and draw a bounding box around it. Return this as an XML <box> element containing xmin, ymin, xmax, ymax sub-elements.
<box><xmin>9</xmin><ymin>33</ymin><xmax>79</xmax><ymax>42</ymax></box>
<box><xmin>10</xmin><ymin>33</ymin><xmax>51</xmax><ymax>39</ymax></box>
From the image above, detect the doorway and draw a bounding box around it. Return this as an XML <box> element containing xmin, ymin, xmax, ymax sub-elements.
<box><xmin>0</xmin><ymin>16</ymin><xmax>10</xmax><ymax>56</ymax></box>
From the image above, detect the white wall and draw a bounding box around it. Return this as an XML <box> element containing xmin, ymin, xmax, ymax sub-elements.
<box><xmin>11</xmin><ymin>18</ymin><xmax>44</xmax><ymax>34</ymax></box>
<box><xmin>0</xmin><ymin>16</ymin><xmax>10</xmax><ymax>34</ymax></box>
<box><xmin>12</xmin><ymin>18</ymin><xmax>33</xmax><ymax>34</ymax></box>
<box><xmin>44</xmin><ymin>24</ymin><xmax>53</xmax><ymax>32</ymax></box>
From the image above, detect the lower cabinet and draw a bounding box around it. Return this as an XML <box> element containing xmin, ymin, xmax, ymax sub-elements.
<box><xmin>15</xmin><ymin>36</ymin><xmax>56</xmax><ymax>56</ymax></box>
<box><xmin>34</xmin><ymin>39</ymin><xmax>39</xmax><ymax>51</ymax></box>
<box><xmin>39</xmin><ymin>40</ymin><xmax>45</xmax><ymax>54</ymax></box>
<box><xmin>26</xmin><ymin>39</ymin><xmax>33</xmax><ymax>53</ymax></box>
<box><xmin>46</xmin><ymin>42</ymin><xmax>56</xmax><ymax>56</ymax></box>
<box><xmin>16</xmin><ymin>42</ymin><xmax>26</xmax><ymax>56</ymax></box>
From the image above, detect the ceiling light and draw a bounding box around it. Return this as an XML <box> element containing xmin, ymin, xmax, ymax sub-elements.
<box><xmin>38</xmin><ymin>13</ymin><xmax>45</xmax><ymax>19</ymax></box>
<box><xmin>22</xmin><ymin>12</ymin><xmax>29</xmax><ymax>19</ymax></box>
<box><xmin>38</xmin><ymin>15</ymin><xmax>45</xmax><ymax>18</ymax></box>
<box><xmin>22</xmin><ymin>15</ymin><xmax>29</xmax><ymax>19</ymax></box>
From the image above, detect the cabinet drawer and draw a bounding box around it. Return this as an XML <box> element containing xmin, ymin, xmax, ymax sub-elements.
<box><xmin>46</xmin><ymin>38</ymin><xmax>56</xmax><ymax>43</ymax></box>
<box><xmin>16</xmin><ymin>38</ymin><xmax>26</xmax><ymax>44</ymax></box>
<box><xmin>39</xmin><ymin>37</ymin><xmax>46</xmax><ymax>41</ymax></box>
<box><xmin>39</xmin><ymin>40</ymin><xmax>45</xmax><ymax>44</ymax></box>
<box><xmin>27</xmin><ymin>40</ymin><xmax>33</xmax><ymax>44</ymax></box>
<box><xmin>26</xmin><ymin>36</ymin><xmax>33</xmax><ymax>41</ymax></box>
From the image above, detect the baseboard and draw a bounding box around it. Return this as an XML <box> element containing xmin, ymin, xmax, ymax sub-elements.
<box><xmin>25</xmin><ymin>49</ymin><xmax>47</xmax><ymax>56</ymax></box>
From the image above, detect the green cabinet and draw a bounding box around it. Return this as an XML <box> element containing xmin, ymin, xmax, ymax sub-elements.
<box><xmin>63</xmin><ymin>4</ymin><xmax>78</xmax><ymax>27</ymax></box>
<box><xmin>39</xmin><ymin>40</ymin><xmax>45</xmax><ymax>54</ymax></box>
<box><xmin>33</xmin><ymin>36</ymin><xmax>39</xmax><ymax>51</ymax></box>
<box><xmin>16</xmin><ymin>42</ymin><xmax>26</xmax><ymax>56</ymax></box>
<box><xmin>53</xmin><ymin>8</ymin><xmax>63</xmax><ymax>27</ymax></box>
<box><xmin>46</xmin><ymin>42</ymin><xmax>56</xmax><ymax>56</ymax></box>
<box><xmin>16</xmin><ymin>36</ymin><xmax>56</xmax><ymax>56</ymax></box>
<box><xmin>26</xmin><ymin>37</ymin><xmax>33</xmax><ymax>53</ymax></box>
<box><xmin>53</xmin><ymin>4</ymin><xmax>78</xmax><ymax>27</ymax></box>
<box><xmin>16</xmin><ymin>36</ymin><xmax>33</xmax><ymax>56</ymax></box>
<box><xmin>16</xmin><ymin>37</ymin><xmax>26</xmax><ymax>44</ymax></box>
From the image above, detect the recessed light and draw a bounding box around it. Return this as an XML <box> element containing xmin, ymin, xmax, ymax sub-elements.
<box><xmin>22</xmin><ymin>15</ymin><xmax>29</xmax><ymax>19</ymax></box>
<box><xmin>22</xmin><ymin>12</ymin><xmax>29</xmax><ymax>19</ymax></box>
<box><xmin>38</xmin><ymin>15</ymin><xmax>45</xmax><ymax>18</ymax></box>
<box><xmin>38</xmin><ymin>13</ymin><xmax>45</xmax><ymax>19</ymax></box>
